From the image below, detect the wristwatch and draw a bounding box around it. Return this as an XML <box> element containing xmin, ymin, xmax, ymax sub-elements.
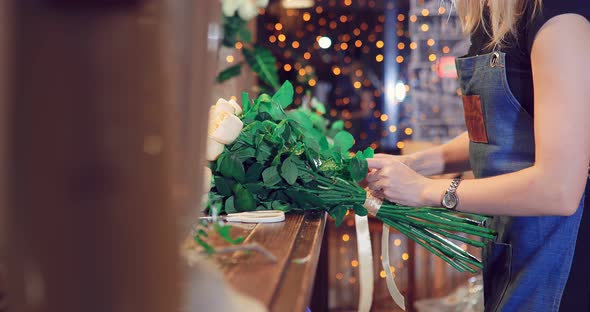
<box><xmin>441</xmin><ymin>177</ymin><xmax>462</xmax><ymax>210</ymax></box>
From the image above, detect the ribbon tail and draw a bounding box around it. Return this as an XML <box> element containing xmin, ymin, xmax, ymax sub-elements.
<box><xmin>381</xmin><ymin>224</ymin><xmax>406</xmax><ymax>310</ymax></box>
<box><xmin>355</xmin><ymin>215</ymin><xmax>374</xmax><ymax>312</ymax></box>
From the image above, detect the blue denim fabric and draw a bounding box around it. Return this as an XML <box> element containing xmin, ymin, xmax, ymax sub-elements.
<box><xmin>455</xmin><ymin>52</ymin><xmax>586</xmax><ymax>312</ymax></box>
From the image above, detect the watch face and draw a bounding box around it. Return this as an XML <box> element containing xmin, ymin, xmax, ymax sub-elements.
<box><xmin>443</xmin><ymin>193</ymin><xmax>458</xmax><ymax>209</ymax></box>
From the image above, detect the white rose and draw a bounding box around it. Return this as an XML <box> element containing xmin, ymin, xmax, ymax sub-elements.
<box><xmin>237</xmin><ymin>1</ymin><xmax>259</xmax><ymax>20</ymax></box>
<box><xmin>256</xmin><ymin>0</ymin><xmax>269</xmax><ymax>7</ymax></box>
<box><xmin>206</xmin><ymin>137</ymin><xmax>225</xmax><ymax>161</ymax></box>
<box><xmin>221</xmin><ymin>0</ymin><xmax>242</xmax><ymax>17</ymax></box>
<box><xmin>208</xmin><ymin>110</ymin><xmax>243</xmax><ymax>145</ymax></box>
<box><xmin>212</xmin><ymin>98</ymin><xmax>242</xmax><ymax>116</ymax></box>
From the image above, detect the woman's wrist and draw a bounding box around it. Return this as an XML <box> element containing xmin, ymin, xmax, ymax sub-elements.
<box><xmin>409</xmin><ymin>147</ymin><xmax>445</xmax><ymax>176</ymax></box>
<box><xmin>420</xmin><ymin>178</ymin><xmax>451</xmax><ymax>207</ymax></box>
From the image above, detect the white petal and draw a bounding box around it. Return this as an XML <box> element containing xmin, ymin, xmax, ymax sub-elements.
<box><xmin>213</xmin><ymin>98</ymin><xmax>242</xmax><ymax>116</ymax></box>
<box><xmin>237</xmin><ymin>2</ymin><xmax>258</xmax><ymax>20</ymax></box>
<box><xmin>203</xmin><ymin>167</ymin><xmax>213</xmax><ymax>194</ymax></box>
<box><xmin>256</xmin><ymin>0</ymin><xmax>269</xmax><ymax>8</ymax></box>
<box><xmin>206</xmin><ymin>137</ymin><xmax>225</xmax><ymax>161</ymax></box>
<box><xmin>227</xmin><ymin>99</ymin><xmax>243</xmax><ymax>115</ymax></box>
<box><xmin>221</xmin><ymin>0</ymin><xmax>241</xmax><ymax>17</ymax></box>
<box><xmin>209</xmin><ymin>111</ymin><xmax>244</xmax><ymax>145</ymax></box>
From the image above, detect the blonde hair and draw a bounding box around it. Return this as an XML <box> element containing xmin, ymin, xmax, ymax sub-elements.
<box><xmin>455</xmin><ymin>0</ymin><xmax>542</xmax><ymax>48</ymax></box>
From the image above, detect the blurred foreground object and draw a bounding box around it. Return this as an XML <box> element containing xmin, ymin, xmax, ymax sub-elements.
<box><xmin>0</xmin><ymin>1</ymin><xmax>265</xmax><ymax>312</ymax></box>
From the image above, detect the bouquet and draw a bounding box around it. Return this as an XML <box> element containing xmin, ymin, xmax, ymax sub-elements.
<box><xmin>202</xmin><ymin>81</ymin><xmax>495</xmax><ymax>309</ymax></box>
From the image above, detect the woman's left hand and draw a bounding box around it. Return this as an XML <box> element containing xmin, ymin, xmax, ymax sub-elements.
<box><xmin>365</xmin><ymin>157</ymin><xmax>435</xmax><ymax>207</ymax></box>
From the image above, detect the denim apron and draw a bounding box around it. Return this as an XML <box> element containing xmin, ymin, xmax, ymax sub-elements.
<box><xmin>455</xmin><ymin>51</ymin><xmax>587</xmax><ymax>312</ymax></box>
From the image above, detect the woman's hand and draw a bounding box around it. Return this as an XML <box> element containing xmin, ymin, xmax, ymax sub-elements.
<box><xmin>365</xmin><ymin>157</ymin><xmax>439</xmax><ymax>207</ymax></box>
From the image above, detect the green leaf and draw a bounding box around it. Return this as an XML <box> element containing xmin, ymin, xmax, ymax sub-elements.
<box><xmin>243</xmin><ymin>182</ymin><xmax>264</xmax><ymax>194</ymax></box>
<box><xmin>271</xmin><ymin>81</ymin><xmax>294</xmax><ymax>109</ymax></box>
<box><xmin>271</xmin><ymin>200</ymin><xmax>291</xmax><ymax>212</ymax></box>
<box><xmin>219</xmin><ymin>154</ymin><xmax>246</xmax><ymax>183</ymax></box>
<box><xmin>288</xmin><ymin>111</ymin><xmax>313</xmax><ymax>129</ymax></box>
<box><xmin>330</xmin><ymin>206</ymin><xmax>348</xmax><ymax>227</ymax></box>
<box><xmin>353</xmin><ymin>203</ymin><xmax>368</xmax><ymax>216</ymax></box>
<box><xmin>222</xmin><ymin>15</ymin><xmax>248</xmax><ymax>47</ymax></box>
<box><xmin>238</xmin><ymin>27</ymin><xmax>252</xmax><ymax>43</ymax></box>
<box><xmin>363</xmin><ymin>147</ymin><xmax>375</xmax><ymax>159</ymax></box>
<box><xmin>214</xmin><ymin>176</ymin><xmax>233</xmax><ymax>196</ymax></box>
<box><xmin>333</xmin><ymin>131</ymin><xmax>355</xmax><ymax>154</ymax></box>
<box><xmin>232</xmin><ymin>184</ymin><xmax>256</xmax><ymax>211</ymax></box>
<box><xmin>280</xmin><ymin>157</ymin><xmax>298</xmax><ymax>185</ymax></box>
<box><xmin>216</xmin><ymin>63</ymin><xmax>243</xmax><ymax>83</ymax></box>
<box><xmin>194</xmin><ymin>236</ymin><xmax>215</xmax><ymax>254</ymax></box>
<box><xmin>349</xmin><ymin>153</ymin><xmax>369</xmax><ymax>182</ymax></box>
<box><xmin>262</xmin><ymin>166</ymin><xmax>282</xmax><ymax>186</ymax></box>
<box><xmin>245</xmin><ymin>163</ymin><xmax>265</xmax><ymax>182</ymax></box>
<box><xmin>331</xmin><ymin>120</ymin><xmax>344</xmax><ymax>131</ymax></box>
<box><xmin>225</xmin><ymin>196</ymin><xmax>237</xmax><ymax>214</ymax></box>
<box><xmin>243</xmin><ymin>45</ymin><xmax>280</xmax><ymax>90</ymax></box>
<box><xmin>256</xmin><ymin>142</ymin><xmax>273</xmax><ymax>163</ymax></box>
<box><xmin>242</xmin><ymin>92</ymin><xmax>250</xmax><ymax>114</ymax></box>
<box><xmin>215</xmin><ymin>223</ymin><xmax>245</xmax><ymax>244</ymax></box>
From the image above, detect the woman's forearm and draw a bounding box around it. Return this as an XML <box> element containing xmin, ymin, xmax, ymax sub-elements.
<box><xmin>409</xmin><ymin>131</ymin><xmax>471</xmax><ymax>176</ymax></box>
<box><xmin>422</xmin><ymin>165</ymin><xmax>587</xmax><ymax>216</ymax></box>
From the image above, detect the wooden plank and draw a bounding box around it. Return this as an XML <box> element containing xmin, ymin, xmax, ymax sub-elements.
<box><xmin>223</xmin><ymin>213</ymin><xmax>305</xmax><ymax>307</ymax></box>
<box><xmin>270</xmin><ymin>211</ymin><xmax>327</xmax><ymax>312</ymax></box>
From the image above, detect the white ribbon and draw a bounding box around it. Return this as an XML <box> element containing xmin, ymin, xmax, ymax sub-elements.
<box><xmin>359</xmin><ymin>190</ymin><xmax>406</xmax><ymax>311</ymax></box>
<box><xmin>355</xmin><ymin>215</ymin><xmax>374</xmax><ymax>312</ymax></box>
<box><xmin>381</xmin><ymin>224</ymin><xmax>406</xmax><ymax>310</ymax></box>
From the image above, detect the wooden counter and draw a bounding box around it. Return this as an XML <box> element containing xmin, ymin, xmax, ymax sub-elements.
<box><xmin>211</xmin><ymin>210</ymin><xmax>328</xmax><ymax>312</ymax></box>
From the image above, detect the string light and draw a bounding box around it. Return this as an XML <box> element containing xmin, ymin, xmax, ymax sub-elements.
<box><xmin>308</xmin><ymin>79</ymin><xmax>317</xmax><ymax>87</ymax></box>
<box><xmin>398</xmin><ymin>14</ymin><xmax>405</xmax><ymax>22</ymax></box>
<box><xmin>344</xmin><ymin>0</ymin><xmax>352</xmax><ymax>6</ymax></box>
<box><xmin>427</xmin><ymin>38</ymin><xmax>435</xmax><ymax>46</ymax></box>
<box><xmin>405</xmin><ymin>128</ymin><xmax>413</xmax><ymax>135</ymax></box>
<box><xmin>421</xmin><ymin>23</ymin><xmax>430</xmax><ymax>32</ymax></box>
<box><xmin>396</xmin><ymin>56</ymin><xmax>404</xmax><ymax>63</ymax></box>
<box><xmin>235</xmin><ymin>42</ymin><xmax>243</xmax><ymax>49</ymax></box>
<box><xmin>342</xmin><ymin>234</ymin><xmax>350</xmax><ymax>242</ymax></box>
<box><xmin>298</xmin><ymin>68</ymin><xmax>306</xmax><ymax>76</ymax></box>
<box><xmin>304</xmin><ymin>52</ymin><xmax>312</xmax><ymax>59</ymax></box>
<box><xmin>439</xmin><ymin>6</ymin><xmax>447</xmax><ymax>15</ymax></box>
<box><xmin>410</xmin><ymin>15</ymin><xmax>417</xmax><ymax>23</ymax></box>
<box><xmin>333</xmin><ymin>66</ymin><xmax>341</xmax><ymax>75</ymax></box>
<box><xmin>410</xmin><ymin>42</ymin><xmax>418</xmax><ymax>49</ymax></box>
<box><xmin>353</xmin><ymin>28</ymin><xmax>361</xmax><ymax>36</ymax></box>
<box><xmin>354</xmin><ymin>81</ymin><xmax>362</xmax><ymax>89</ymax></box>
<box><xmin>397</xmin><ymin>141</ymin><xmax>405</xmax><ymax>149</ymax></box>
<box><xmin>375</xmin><ymin>54</ymin><xmax>384</xmax><ymax>62</ymax></box>
<box><xmin>376</xmin><ymin>40</ymin><xmax>384</xmax><ymax>48</ymax></box>
<box><xmin>315</xmin><ymin>6</ymin><xmax>323</xmax><ymax>14</ymax></box>
<box><xmin>226</xmin><ymin>55</ymin><xmax>234</xmax><ymax>63</ymax></box>
<box><xmin>275</xmin><ymin>23</ymin><xmax>283</xmax><ymax>31</ymax></box>
<box><xmin>398</xmin><ymin>42</ymin><xmax>405</xmax><ymax>49</ymax></box>
<box><xmin>319</xmin><ymin>18</ymin><xmax>327</xmax><ymax>26</ymax></box>
<box><xmin>329</xmin><ymin>21</ymin><xmax>338</xmax><ymax>29</ymax></box>
<box><xmin>340</xmin><ymin>42</ymin><xmax>349</xmax><ymax>50</ymax></box>
<box><xmin>394</xmin><ymin>239</ymin><xmax>402</xmax><ymax>246</ymax></box>
<box><xmin>284</xmin><ymin>64</ymin><xmax>292</xmax><ymax>71</ymax></box>
<box><xmin>355</xmin><ymin>40</ymin><xmax>362</xmax><ymax>47</ymax></box>
<box><xmin>336</xmin><ymin>272</ymin><xmax>344</xmax><ymax>280</ymax></box>
<box><xmin>389</xmin><ymin>125</ymin><xmax>397</xmax><ymax>132</ymax></box>
<box><xmin>278</xmin><ymin>34</ymin><xmax>286</xmax><ymax>42</ymax></box>
<box><xmin>302</xmin><ymin>12</ymin><xmax>311</xmax><ymax>21</ymax></box>
<box><xmin>269</xmin><ymin>35</ymin><xmax>277</xmax><ymax>43</ymax></box>
<box><xmin>442</xmin><ymin>46</ymin><xmax>450</xmax><ymax>53</ymax></box>
<box><xmin>429</xmin><ymin>54</ymin><xmax>437</xmax><ymax>62</ymax></box>
<box><xmin>340</xmin><ymin>15</ymin><xmax>347</xmax><ymax>23</ymax></box>
<box><xmin>380</xmin><ymin>114</ymin><xmax>389</xmax><ymax>122</ymax></box>
<box><xmin>292</xmin><ymin>41</ymin><xmax>300</xmax><ymax>48</ymax></box>
<box><xmin>402</xmin><ymin>253</ymin><xmax>410</xmax><ymax>261</ymax></box>
<box><xmin>421</xmin><ymin>9</ymin><xmax>430</xmax><ymax>16</ymax></box>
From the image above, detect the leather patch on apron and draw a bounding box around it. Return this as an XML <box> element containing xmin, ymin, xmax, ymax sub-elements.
<box><xmin>462</xmin><ymin>95</ymin><xmax>488</xmax><ymax>144</ymax></box>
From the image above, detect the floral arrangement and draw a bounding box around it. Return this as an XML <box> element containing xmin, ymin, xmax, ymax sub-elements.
<box><xmin>201</xmin><ymin>81</ymin><xmax>496</xmax><ymax>274</ymax></box>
